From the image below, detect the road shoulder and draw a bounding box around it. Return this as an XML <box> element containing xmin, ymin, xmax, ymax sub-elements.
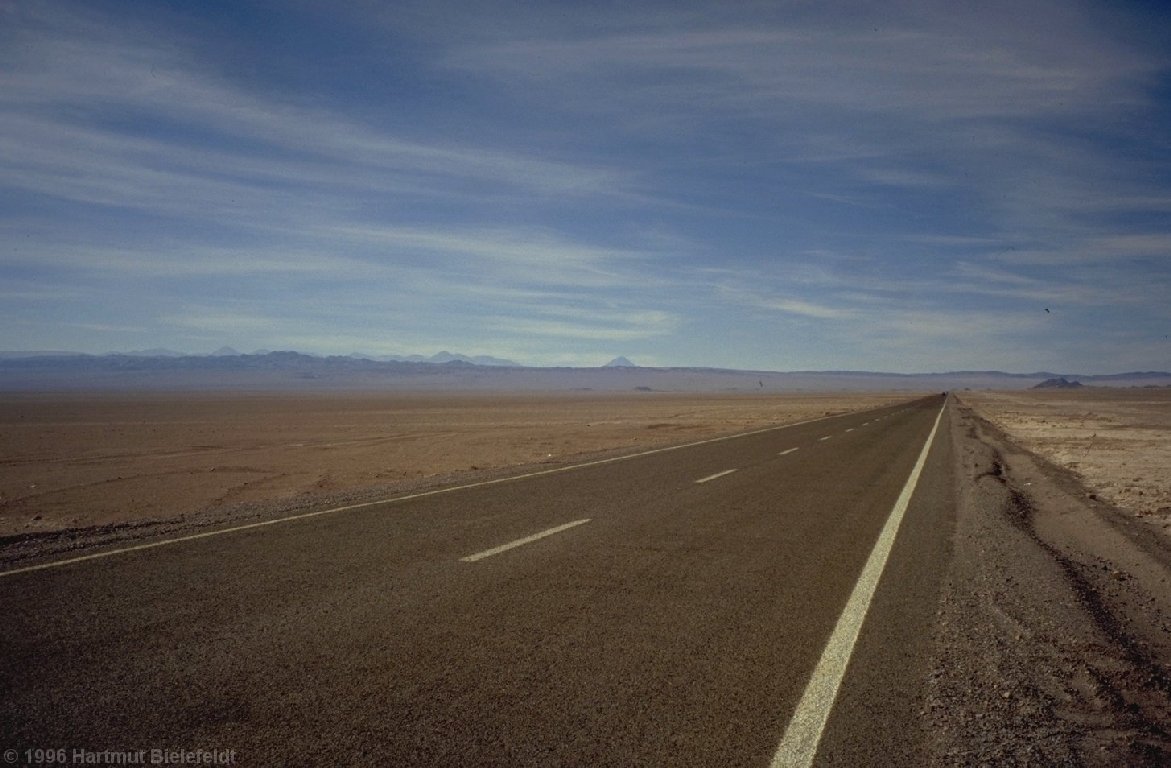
<box><xmin>927</xmin><ymin>398</ymin><xmax>1171</xmax><ymax>765</ymax></box>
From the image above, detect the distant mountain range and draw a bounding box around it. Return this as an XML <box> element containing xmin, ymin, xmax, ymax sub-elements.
<box><xmin>350</xmin><ymin>351</ymin><xmax>520</xmax><ymax>367</ymax></box>
<box><xmin>1</xmin><ymin>350</ymin><xmax>1168</xmax><ymax>392</ymax></box>
<box><xmin>0</xmin><ymin>349</ymin><xmax>520</xmax><ymax>366</ymax></box>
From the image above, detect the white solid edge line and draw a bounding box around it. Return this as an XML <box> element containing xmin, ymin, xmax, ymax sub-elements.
<box><xmin>459</xmin><ymin>519</ymin><xmax>591</xmax><ymax>562</ymax></box>
<box><xmin>770</xmin><ymin>401</ymin><xmax>945</xmax><ymax>768</ymax></box>
<box><xmin>0</xmin><ymin>401</ymin><xmax>908</xmax><ymax>579</ymax></box>
<box><xmin>695</xmin><ymin>469</ymin><xmax>738</xmax><ymax>484</ymax></box>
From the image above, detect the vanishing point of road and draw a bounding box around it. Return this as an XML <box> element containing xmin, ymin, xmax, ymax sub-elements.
<box><xmin>1</xmin><ymin>395</ymin><xmax>954</xmax><ymax>766</ymax></box>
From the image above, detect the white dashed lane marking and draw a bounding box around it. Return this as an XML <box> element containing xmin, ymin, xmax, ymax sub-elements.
<box><xmin>695</xmin><ymin>469</ymin><xmax>738</xmax><ymax>484</ymax></box>
<box><xmin>459</xmin><ymin>519</ymin><xmax>591</xmax><ymax>563</ymax></box>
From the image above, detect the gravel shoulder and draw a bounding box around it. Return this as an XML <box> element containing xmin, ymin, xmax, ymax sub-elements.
<box><xmin>928</xmin><ymin>397</ymin><xmax>1171</xmax><ymax>765</ymax></box>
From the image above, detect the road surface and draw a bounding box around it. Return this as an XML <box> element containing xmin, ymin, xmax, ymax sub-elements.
<box><xmin>1</xmin><ymin>394</ymin><xmax>954</xmax><ymax>767</ymax></box>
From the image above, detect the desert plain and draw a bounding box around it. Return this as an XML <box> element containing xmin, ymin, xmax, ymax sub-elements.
<box><xmin>0</xmin><ymin>390</ymin><xmax>914</xmax><ymax>540</ymax></box>
<box><xmin>6</xmin><ymin>387</ymin><xmax>1168</xmax><ymax>546</ymax></box>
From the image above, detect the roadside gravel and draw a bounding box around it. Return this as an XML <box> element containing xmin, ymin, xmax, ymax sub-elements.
<box><xmin>928</xmin><ymin>398</ymin><xmax>1171</xmax><ymax>765</ymax></box>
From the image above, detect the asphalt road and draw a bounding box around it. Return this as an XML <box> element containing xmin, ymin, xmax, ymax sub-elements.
<box><xmin>1</xmin><ymin>394</ymin><xmax>954</xmax><ymax>767</ymax></box>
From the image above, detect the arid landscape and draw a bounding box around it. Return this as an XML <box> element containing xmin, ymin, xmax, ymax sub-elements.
<box><xmin>962</xmin><ymin>388</ymin><xmax>1171</xmax><ymax>537</ymax></box>
<box><xmin>7</xmin><ymin>2</ymin><xmax>1171</xmax><ymax>763</ymax></box>
<box><xmin>6</xmin><ymin>388</ymin><xmax>1171</xmax><ymax>762</ymax></box>
<box><xmin>0</xmin><ymin>391</ymin><xmax>912</xmax><ymax>541</ymax></box>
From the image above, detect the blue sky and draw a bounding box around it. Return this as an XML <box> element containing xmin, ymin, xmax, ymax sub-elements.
<box><xmin>3</xmin><ymin>0</ymin><xmax>1170</xmax><ymax>372</ymax></box>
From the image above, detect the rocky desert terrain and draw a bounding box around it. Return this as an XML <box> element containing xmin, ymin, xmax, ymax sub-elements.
<box><xmin>962</xmin><ymin>388</ymin><xmax>1171</xmax><ymax>537</ymax></box>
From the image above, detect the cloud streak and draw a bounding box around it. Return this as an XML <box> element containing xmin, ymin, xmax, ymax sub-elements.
<box><xmin>1</xmin><ymin>1</ymin><xmax>1169</xmax><ymax>372</ymax></box>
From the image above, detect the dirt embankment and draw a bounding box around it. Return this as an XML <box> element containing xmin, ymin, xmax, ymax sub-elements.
<box><xmin>963</xmin><ymin>388</ymin><xmax>1171</xmax><ymax>538</ymax></box>
<box><xmin>929</xmin><ymin>397</ymin><xmax>1171</xmax><ymax>765</ymax></box>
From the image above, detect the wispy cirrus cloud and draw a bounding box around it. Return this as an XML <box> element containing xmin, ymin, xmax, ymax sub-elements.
<box><xmin>2</xmin><ymin>1</ymin><xmax>1169</xmax><ymax>371</ymax></box>
<box><xmin>444</xmin><ymin>3</ymin><xmax>1157</xmax><ymax>134</ymax></box>
<box><xmin>486</xmin><ymin>309</ymin><xmax>680</xmax><ymax>342</ymax></box>
<box><xmin>327</xmin><ymin>225</ymin><xmax>648</xmax><ymax>279</ymax></box>
<box><xmin>716</xmin><ymin>284</ymin><xmax>857</xmax><ymax>321</ymax></box>
<box><xmin>0</xmin><ymin>6</ymin><xmax>635</xmax><ymax>227</ymax></box>
<box><xmin>161</xmin><ymin>309</ymin><xmax>281</xmax><ymax>335</ymax></box>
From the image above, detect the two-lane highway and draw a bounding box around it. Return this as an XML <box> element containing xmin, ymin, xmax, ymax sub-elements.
<box><xmin>0</xmin><ymin>396</ymin><xmax>954</xmax><ymax>766</ymax></box>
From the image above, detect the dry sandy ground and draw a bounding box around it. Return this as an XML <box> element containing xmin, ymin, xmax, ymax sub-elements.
<box><xmin>962</xmin><ymin>388</ymin><xmax>1171</xmax><ymax>538</ymax></box>
<box><xmin>0</xmin><ymin>391</ymin><xmax>909</xmax><ymax>541</ymax></box>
